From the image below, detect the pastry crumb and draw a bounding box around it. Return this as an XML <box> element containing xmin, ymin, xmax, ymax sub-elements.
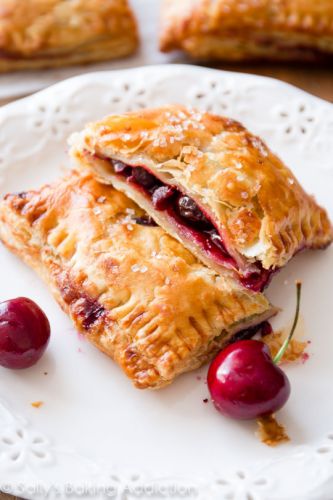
<box><xmin>256</xmin><ymin>414</ymin><xmax>289</xmax><ymax>446</ymax></box>
<box><xmin>262</xmin><ymin>330</ymin><xmax>309</xmax><ymax>363</ymax></box>
<box><xmin>31</xmin><ymin>401</ymin><xmax>44</xmax><ymax>408</ymax></box>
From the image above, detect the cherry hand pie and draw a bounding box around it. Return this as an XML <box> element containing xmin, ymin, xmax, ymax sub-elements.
<box><xmin>0</xmin><ymin>172</ymin><xmax>275</xmax><ymax>388</ymax></box>
<box><xmin>0</xmin><ymin>0</ymin><xmax>138</xmax><ymax>72</ymax></box>
<box><xmin>70</xmin><ymin>105</ymin><xmax>333</xmax><ymax>292</ymax></box>
<box><xmin>160</xmin><ymin>0</ymin><xmax>333</xmax><ymax>61</ymax></box>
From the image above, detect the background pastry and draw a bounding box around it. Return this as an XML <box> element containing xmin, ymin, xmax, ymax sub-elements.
<box><xmin>70</xmin><ymin>105</ymin><xmax>333</xmax><ymax>292</ymax></box>
<box><xmin>0</xmin><ymin>172</ymin><xmax>275</xmax><ymax>389</ymax></box>
<box><xmin>0</xmin><ymin>0</ymin><xmax>138</xmax><ymax>72</ymax></box>
<box><xmin>160</xmin><ymin>0</ymin><xmax>333</xmax><ymax>61</ymax></box>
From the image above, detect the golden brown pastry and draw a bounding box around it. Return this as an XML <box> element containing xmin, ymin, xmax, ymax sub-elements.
<box><xmin>70</xmin><ymin>105</ymin><xmax>333</xmax><ymax>292</ymax></box>
<box><xmin>160</xmin><ymin>0</ymin><xmax>333</xmax><ymax>61</ymax></box>
<box><xmin>0</xmin><ymin>172</ymin><xmax>275</xmax><ymax>388</ymax></box>
<box><xmin>0</xmin><ymin>0</ymin><xmax>138</xmax><ymax>72</ymax></box>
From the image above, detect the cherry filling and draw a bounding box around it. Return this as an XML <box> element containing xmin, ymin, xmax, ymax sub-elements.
<box><xmin>109</xmin><ymin>159</ymin><xmax>273</xmax><ymax>291</ymax></box>
<box><xmin>226</xmin><ymin>321</ymin><xmax>272</xmax><ymax>346</ymax></box>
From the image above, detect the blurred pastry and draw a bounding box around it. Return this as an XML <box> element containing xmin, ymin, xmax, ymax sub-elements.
<box><xmin>160</xmin><ymin>0</ymin><xmax>333</xmax><ymax>61</ymax></box>
<box><xmin>0</xmin><ymin>0</ymin><xmax>138</xmax><ymax>72</ymax></box>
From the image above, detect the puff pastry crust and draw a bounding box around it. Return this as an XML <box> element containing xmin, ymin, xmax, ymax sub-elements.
<box><xmin>0</xmin><ymin>172</ymin><xmax>275</xmax><ymax>388</ymax></box>
<box><xmin>70</xmin><ymin>105</ymin><xmax>333</xmax><ymax>291</ymax></box>
<box><xmin>0</xmin><ymin>0</ymin><xmax>138</xmax><ymax>72</ymax></box>
<box><xmin>160</xmin><ymin>0</ymin><xmax>333</xmax><ymax>61</ymax></box>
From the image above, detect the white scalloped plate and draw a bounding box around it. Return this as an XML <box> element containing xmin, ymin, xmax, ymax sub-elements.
<box><xmin>0</xmin><ymin>66</ymin><xmax>333</xmax><ymax>500</ymax></box>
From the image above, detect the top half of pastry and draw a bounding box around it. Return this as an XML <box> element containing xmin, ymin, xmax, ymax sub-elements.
<box><xmin>0</xmin><ymin>0</ymin><xmax>138</xmax><ymax>72</ymax></box>
<box><xmin>70</xmin><ymin>105</ymin><xmax>333</xmax><ymax>292</ymax></box>
<box><xmin>159</xmin><ymin>0</ymin><xmax>333</xmax><ymax>61</ymax></box>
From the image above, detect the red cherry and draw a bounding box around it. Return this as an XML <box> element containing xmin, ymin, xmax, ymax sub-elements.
<box><xmin>207</xmin><ymin>340</ymin><xmax>290</xmax><ymax>420</ymax></box>
<box><xmin>0</xmin><ymin>297</ymin><xmax>50</xmax><ymax>369</ymax></box>
<box><xmin>207</xmin><ymin>282</ymin><xmax>301</xmax><ymax>420</ymax></box>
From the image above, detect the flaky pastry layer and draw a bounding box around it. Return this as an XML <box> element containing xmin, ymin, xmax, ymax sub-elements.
<box><xmin>0</xmin><ymin>172</ymin><xmax>274</xmax><ymax>388</ymax></box>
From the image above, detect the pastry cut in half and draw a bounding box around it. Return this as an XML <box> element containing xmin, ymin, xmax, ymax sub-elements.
<box><xmin>0</xmin><ymin>0</ymin><xmax>138</xmax><ymax>72</ymax></box>
<box><xmin>160</xmin><ymin>0</ymin><xmax>333</xmax><ymax>61</ymax></box>
<box><xmin>0</xmin><ymin>172</ymin><xmax>276</xmax><ymax>389</ymax></box>
<box><xmin>70</xmin><ymin>105</ymin><xmax>333</xmax><ymax>292</ymax></box>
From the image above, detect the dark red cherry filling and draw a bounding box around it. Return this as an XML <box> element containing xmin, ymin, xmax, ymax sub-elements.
<box><xmin>133</xmin><ymin>215</ymin><xmax>157</xmax><ymax>227</ymax></box>
<box><xmin>152</xmin><ymin>186</ymin><xmax>176</xmax><ymax>210</ymax></box>
<box><xmin>131</xmin><ymin>167</ymin><xmax>157</xmax><ymax>188</ymax></box>
<box><xmin>226</xmin><ymin>321</ymin><xmax>272</xmax><ymax>346</ymax></box>
<box><xmin>113</xmin><ymin>160</ymin><xmax>132</xmax><ymax>175</ymax></box>
<box><xmin>177</xmin><ymin>196</ymin><xmax>211</xmax><ymax>228</ymax></box>
<box><xmin>102</xmin><ymin>159</ymin><xmax>273</xmax><ymax>291</ymax></box>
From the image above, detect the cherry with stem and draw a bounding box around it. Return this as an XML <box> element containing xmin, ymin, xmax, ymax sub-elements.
<box><xmin>207</xmin><ymin>282</ymin><xmax>302</xmax><ymax>420</ymax></box>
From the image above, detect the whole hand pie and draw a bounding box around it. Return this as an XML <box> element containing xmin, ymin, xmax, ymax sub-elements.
<box><xmin>160</xmin><ymin>0</ymin><xmax>333</xmax><ymax>61</ymax></box>
<box><xmin>70</xmin><ymin>105</ymin><xmax>333</xmax><ymax>292</ymax></box>
<box><xmin>0</xmin><ymin>172</ymin><xmax>275</xmax><ymax>388</ymax></box>
<box><xmin>0</xmin><ymin>0</ymin><xmax>138</xmax><ymax>72</ymax></box>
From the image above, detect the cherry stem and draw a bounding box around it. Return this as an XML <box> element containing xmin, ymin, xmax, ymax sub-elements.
<box><xmin>273</xmin><ymin>281</ymin><xmax>302</xmax><ymax>365</ymax></box>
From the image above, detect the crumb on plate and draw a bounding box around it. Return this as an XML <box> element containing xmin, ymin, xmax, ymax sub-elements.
<box><xmin>262</xmin><ymin>330</ymin><xmax>309</xmax><ymax>363</ymax></box>
<box><xmin>256</xmin><ymin>414</ymin><xmax>290</xmax><ymax>446</ymax></box>
<box><xmin>31</xmin><ymin>401</ymin><xmax>44</xmax><ymax>408</ymax></box>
